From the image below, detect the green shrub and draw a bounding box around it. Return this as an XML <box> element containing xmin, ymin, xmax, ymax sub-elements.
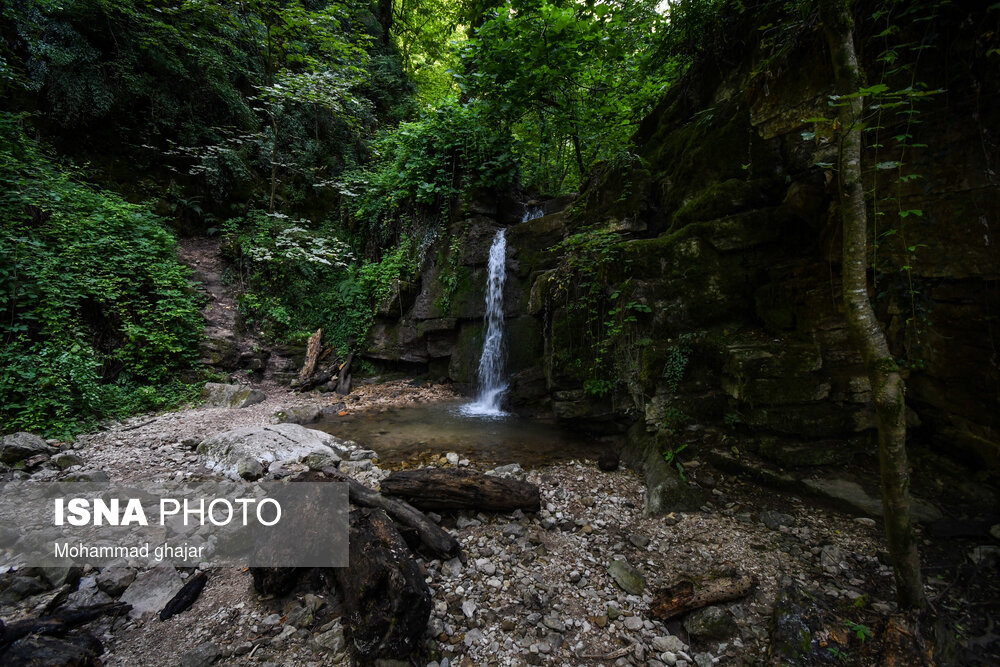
<box><xmin>222</xmin><ymin>209</ymin><xmax>421</xmax><ymax>352</ymax></box>
<box><xmin>0</xmin><ymin>114</ymin><xmax>202</xmax><ymax>437</ymax></box>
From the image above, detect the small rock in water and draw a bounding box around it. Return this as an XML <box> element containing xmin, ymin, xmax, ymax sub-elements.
<box><xmin>445</xmin><ymin>452</ymin><xmax>460</xmax><ymax>465</ymax></box>
<box><xmin>462</xmin><ymin>600</ymin><xmax>476</xmax><ymax>618</ymax></box>
<box><xmin>493</xmin><ymin>463</ymin><xmax>523</xmax><ymax>476</ymax></box>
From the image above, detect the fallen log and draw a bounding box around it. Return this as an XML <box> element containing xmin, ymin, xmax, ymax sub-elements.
<box><xmin>380</xmin><ymin>468</ymin><xmax>541</xmax><ymax>512</ymax></box>
<box><xmin>302</xmin><ymin>468</ymin><xmax>461</xmax><ymax>560</ymax></box>
<box><xmin>649</xmin><ymin>569</ymin><xmax>755</xmax><ymax>621</ymax></box>
<box><xmin>335</xmin><ymin>508</ymin><xmax>431</xmax><ymax>659</ymax></box>
<box><xmin>159</xmin><ymin>572</ymin><xmax>207</xmax><ymax>621</ymax></box>
<box><xmin>1</xmin><ymin>633</ymin><xmax>104</xmax><ymax>666</ymax></box>
<box><xmin>336</xmin><ymin>352</ymin><xmax>353</xmax><ymax>395</ymax></box>
<box><xmin>0</xmin><ymin>602</ymin><xmax>129</xmax><ymax>650</ymax></box>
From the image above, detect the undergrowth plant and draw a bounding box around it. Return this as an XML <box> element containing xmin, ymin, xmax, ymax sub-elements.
<box><xmin>804</xmin><ymin>0</ymin><xmax>945</xmax><ymax>371</ymax></box>
<box><xmin>0</xmin><ymin>114</ymin><xmax>202</xmax><ymax>437</ymax></box>
<box><xmin>222</xmin><ymin>209</ymin><xmax>420</xmax><ymax>352</ymax></box>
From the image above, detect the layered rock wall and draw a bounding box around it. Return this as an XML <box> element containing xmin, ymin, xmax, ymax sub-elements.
<box><xmin>364</xmin><ymin>2</ymin><xmax>999</xmax><ymax>473</ymax></box>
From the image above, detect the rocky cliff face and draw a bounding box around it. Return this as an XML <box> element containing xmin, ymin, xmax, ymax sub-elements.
<box><xmin>365</xmin><ymin>2</ymin><xmax>999</xmax><ymax>474</ymax></box>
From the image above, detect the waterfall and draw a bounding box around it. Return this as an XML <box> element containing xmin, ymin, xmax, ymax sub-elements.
<box><xmin>521</xmin><ymin>206</ymin><xmax>544</xmax><ymax>222</ymax></box>
<box><xmin>462</xmin><ymin>229</ymin><xmax>509</xmax><ymax>416</ymax></box>
<box><xmin>461</xmin><ymin>207</ymin><xmax>543</xmax><ymax>417</ymax></box>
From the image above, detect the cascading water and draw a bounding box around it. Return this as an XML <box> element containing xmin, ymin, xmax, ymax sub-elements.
<box><xmin>462</xmin><ymin>228</ymin><xmax>509</xmax><ymax>416</ymax></box>
<box><xmin>461</xmin><ymin>207</ymin><xmax>544</xmax><ymax>417</ymax></box>
<box><xmin>522</xmin><ymin>206</ymin><xmax>544</xmax><ymax>222</ymax></box>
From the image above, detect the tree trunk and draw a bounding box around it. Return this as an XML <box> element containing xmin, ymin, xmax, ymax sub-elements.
<box><xmin>819</xmin><ymin>0</ymin><xmax>924</xmax><ymax>611</ymax></box>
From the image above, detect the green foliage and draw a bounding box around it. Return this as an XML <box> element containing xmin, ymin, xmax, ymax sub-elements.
<box><xmin>662</xmin><ymin>332</ymin><xmax>701</xmax><ymax>391</ymax></box>
<box><xmin>805</xmin><ymin>0</ymin><xmax>947</xmax><ymax>371</ymax></box>
<box><xmin>724</xmin><ymin>411</ymin><xmax>744</xmax><ymax>428</ymax></box>
<box><xmin>391</xmin><ymin>0</ymin><xmax>467</xmax><ymax>102</ymax></box>
<box><xmin>222</xmin><ymin>209</ymin><xmax>420</xmax><ymax>351</ymax></box>
<box><xmin>434</xmin><ymin>229</ymin><xmax>466</xmax><ymax>313</ymax></box>
<box><xmin>844</xmin><ymin>620</ymin><xmax>873</xmax><ymax>643</ymax></box>
<box><xmin>549</xmin><ymin>228</ymin><xmax>652</xmax><ymax>400</ymax></box>
<box><xmin>337</xmin><ymin>97</ymin><xmax>517</xmax><ymax>251</ymax></box>
<box><xmin>0</xmin><ymin>0</ymin><xmax>410</xmax><ymax>220</ymax></box>
<box><xmin>0</xmin><ymin>114</ymin><xmax>202</xmax><ymax>436</ymax></box>
<box><xmin>661</xmin><ymin>441</ymin><xmax>688</xmax><ymax>480</ymax></box>
<box><xmin>458</xmin><ymin>0</ymin><xmax>674</xmax><ymax>195</ymax></box>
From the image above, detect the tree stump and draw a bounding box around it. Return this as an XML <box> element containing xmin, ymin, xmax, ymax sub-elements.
<box><xmin>335</xmin><ymin>508</ymin><xmax>431</xmax><ymax>659</ymax></box>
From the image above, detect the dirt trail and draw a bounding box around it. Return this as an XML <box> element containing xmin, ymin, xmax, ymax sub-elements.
<box><xmin>176</xmin><ymin>237</ymin><xmax>240</xmax><ymax>344</ymax></box>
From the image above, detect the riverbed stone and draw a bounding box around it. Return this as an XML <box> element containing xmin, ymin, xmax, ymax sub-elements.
<box><xmin>197</xmin><ymin>424</ymin><xmax>346</xmax><ymax>480</ymax></box>
<box><xmin>201</xmin><ymin>382</ymin><xmax>267</xmax><ymax>409</ymax></box>
<box><xmin>1</xmin><ymin>432</ymin><xmax>53</xmax><ymax>464</ymax></box>
<box><xmin>801</xmin><ymin>477</ymin><xmax>942</xmax><ymax>523</ymax></box>
<box><xmin>683</xmin><ymin>606</ymin><xmax>737</xmax><ymax>642</ymax></box>
<box><xmin>96</xmin><ymin>565</ymin><xmax>137</xmax><ymax>596</ymax></box>
<box><xmin>179</xmin><ymin>641</ymin><xmax>221</xmax><ymax>667</ymax></box>
<box><xmin>607</xmin><ymin>559</ymin><xmax>645</xmax><ymax>595</ymax></box>
<box><xmin>120</xmin><ymin>564</ymin><xmax>185</xmax><ymax>619</ymax></box>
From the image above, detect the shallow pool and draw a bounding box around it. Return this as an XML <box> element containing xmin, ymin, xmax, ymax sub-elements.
<box><xmin>312</xmin><ymin>400</ymin><xmax>606</xmax><ymax>467</ymax></box>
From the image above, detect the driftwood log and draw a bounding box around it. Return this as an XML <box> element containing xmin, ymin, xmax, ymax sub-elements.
<box><xmin>1</xmin><ymin>633</ymin><xmax>104</xmax><ymax>666</ymax></box>
<box><xmin>0</xmin><ymin>601</ymin><xmax>128</xmax><ymax>665</ymax></box>
<box><xmin>380</xmin><ymin>468</ymin><xmax>541</xmax><ymax>512</ymax></box>
<box><xmin>335</xmin><ymin>508</ymin><xmax>431</xmax><ymax>659</ymax></box>
<box><xmin>649</xmin><ymin>570</ymin><xmax>756</xmax><ymax>621</ymax></box>
<box><xmin>336</xmin><ymin>352</ymin><xmax>353</xmax><ymax>395</ymax></box>
<box><xmin>0</xmin><ymin>602</ymin><xmax>129</xmax><ymax>650</ymax></box>
<box><xmin>159</xmin><ymin>572</ymin><xmax>207</xmax><ymax>621</ymax></box>
<box><xmin>316</xmin><ymin>468</ymin><xmax>461</xmax><ymax>560</ymax></box>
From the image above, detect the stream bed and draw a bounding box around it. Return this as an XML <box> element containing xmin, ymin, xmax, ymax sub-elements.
<box><xmin>313</xmin><ymin>400</ymin><xmax>607</xmax><ymax>467</ymax></box>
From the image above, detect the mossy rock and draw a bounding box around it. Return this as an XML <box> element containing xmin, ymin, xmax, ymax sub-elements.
<box><xmin>672</xmin><ymin>178</ymin><xmax>779</xmax><ymax>228</ymax></box>
<box><xmin>506</xmin><ymin>316</ymin><xmax>544</xmax><ymax>375</ymax></box>
<box><xmin>447</xmin><ymin>322</ymin><xmax>482</xmax><ymax>385</ymax></box>
<box><xmin>721</xmin><ymin>376</ymin><xmax>831</xmax><ymax>405</ymax></box>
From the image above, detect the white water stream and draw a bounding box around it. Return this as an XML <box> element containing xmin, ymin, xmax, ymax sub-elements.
<box><xmin>461</xmin><ymin>207</ymin><xmax>545</xmax><ymax>417</ymax></box>
<box><xmin>461</xmin><ymin>228</ymin><xmax>509</xmax><ymax>416</ymax></box>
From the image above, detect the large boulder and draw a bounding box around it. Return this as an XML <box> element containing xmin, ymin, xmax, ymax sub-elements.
<box><xmin>197</xmin><ymin>424</ymin><xmax>346</xmax><ymax>480</ymax></box>
<box><xmin>200</xmin><ymin>382</ymin><xmax>266</xmax><ymax>409</ymax></box>
<box><xmin>0</xmin><ymin>432</ymin><xmax>53</xmax><ymax>465</ymax></box>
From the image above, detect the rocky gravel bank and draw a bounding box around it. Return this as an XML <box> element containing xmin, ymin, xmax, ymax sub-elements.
<box><xmin>1</xmin><ymin>380</ymin><xmax>996</xmax><ymax>665</ymax></box>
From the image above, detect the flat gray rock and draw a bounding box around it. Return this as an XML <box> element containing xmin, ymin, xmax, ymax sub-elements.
<box><xmin>120</xmin><ymin>564</ymin><xmax>184</xmax><ymax>619</ymax></box>
<box><xmin>201</xmin><ymin>382</ymin><xmax>267</xmax><ymax>409</ymax></box>
<box><xmin>197</xmin><ymin>424</ymin><xmax>346</xmax><ymax>480</ymax></box>
<box><xmin>608</xmin><ymin>559</ymin><xmax>645</xmax><ymax>595</ymax></box>
<box><xmin>802</xmin><ymin>477</ymin><xmax>942</xmax><ymax>523</ymax></box>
